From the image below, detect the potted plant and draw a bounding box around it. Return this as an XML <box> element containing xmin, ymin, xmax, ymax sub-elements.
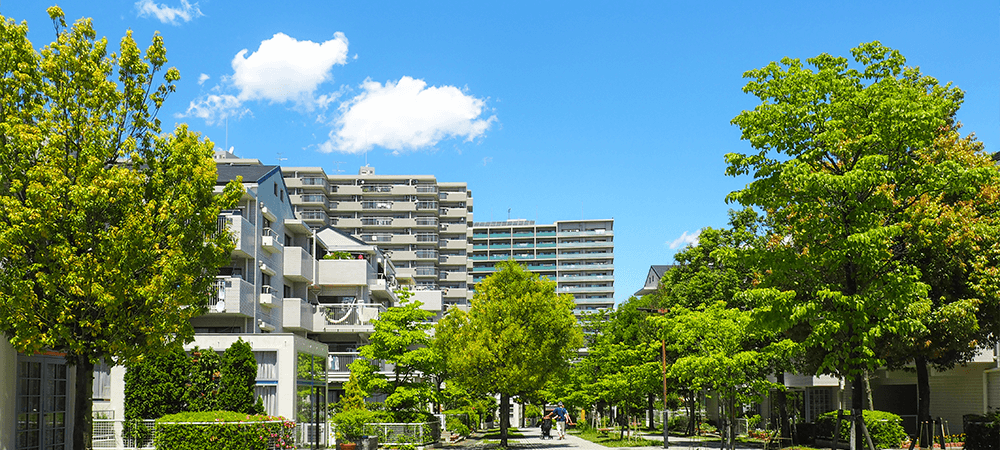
<box><xmin>332</xmin><ymin>408</ymin><xmax>376</xmax><ymax>450</ymax></box>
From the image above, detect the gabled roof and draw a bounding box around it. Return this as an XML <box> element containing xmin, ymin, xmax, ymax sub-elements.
<box><xmin>633</xmin><ymin>264</ymin><xmax>676</xmax><ymax>297</ymax></box>
<box><xmin>315</xmin><ymin>226</ymin><xmax>370</xmax><ymax>249</ymax></box>
<box><xmin>216</xmin><ymin>163</ymin><xmax>281</xmax><ymax>185</ymax></box>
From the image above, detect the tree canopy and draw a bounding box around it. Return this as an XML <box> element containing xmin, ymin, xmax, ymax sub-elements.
<box><xmin>0</xmin><ymin>7</ymin><xmax>241</xmax><ymax>448</ymax></box>
<box><xmin>726</xmin><ymin>40</ymin><xmax>992</xmax><ymax>443</ymax></box>
<box><xmin>443</xmin><ymin>260</ymin><xmax>583</xmax><ymax>446</ymax></box>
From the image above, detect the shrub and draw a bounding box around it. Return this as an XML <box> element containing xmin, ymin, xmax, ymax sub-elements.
<box><xmin>815</xmin><ymin>410</ymin><xmax>906</xmax><ymax>449</ymax></box>
<box><xmin>525</xmin><ymin>404</ymin><xmax>542</xmax><ymax>418</ymax></box>
<box><xmin>964</xmin><ymin>413</ymin><xmax>1000</xmax><ymax>450</ymax></box>
<box><xmin>155</xmin><ymin>411</ymin><xmax>294</xmax><ymax>450</ymax></box>
<box><xmin>446</xmin><ymin>415</ymin><xmax>471</xmax><ymax>437</ymax></box>
<box><xmin>332</xmin><ymin>408</ymin><xmax>379</xmax><ymax>441</ymax></box>
<box><xmin>219</xmin><ymin>339</ymin><xmax>263</xmax><ymax>414</ymax></box>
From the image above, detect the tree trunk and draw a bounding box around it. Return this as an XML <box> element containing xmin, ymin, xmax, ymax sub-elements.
<box><xmin>72</xmin><ymin>355</ymin><xmax>95</xmax><ymax>450</ymax></box>
<box><xmin>686</xmin><ymin>392</ymin><xmax>696</xmax><ymax>436</ymax></box>
<box><xmin>915</xmin><ymin>355</ymin><xmax>932</xmax><ymax>446</ymax></box>
<box><xmin>648</xmin><ymin>394</ymin><xmax>655</xmax><ymax>430</ymax></box>
<box><xmin>852</xmin><ymin>376</ymin><xmax>864</xmax><ymax>450</ymax></box>
<box><xmin>499</xmin><ymin>393</ymin><xmax>510</xmax><ymax>447</ymax></box>
<box><xmin>864</xmin><ymin>370</ymin><xmax>874</xmax><ymax>410</ymax></box>
<box><xmin>776</xmin><ymin>372</ymin><xmax>790</xmax><ymax>442</ymax></box>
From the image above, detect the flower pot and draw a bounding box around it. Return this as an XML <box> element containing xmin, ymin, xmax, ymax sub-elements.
<box><xmin>340</xmin><ymin>443</ymin><xmax>358</xmax><ymax>450</ymax></box>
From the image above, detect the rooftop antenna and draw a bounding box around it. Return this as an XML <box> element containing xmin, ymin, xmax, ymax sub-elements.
<box><xmin>332</xmin><ymin>161</ymin><xmax>346</xmax><ymax>174</ymax></box>
<box><xmin>276</xmin><ymin>152</ymin><xmax>287</xmax><ymax>165</ymax></box>
<box><xmin>508</xmin><ymin>208</ymin><xmax>511</xmax><ymax>221</ymax></box>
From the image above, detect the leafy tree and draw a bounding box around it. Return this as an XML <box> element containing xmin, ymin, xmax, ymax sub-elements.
<box><xmin>351</xmin><ymin>290</ymin><xmax>437</xmax><ymax>420</ymax></box>
<box><xmin>185</xmin><ymin>347</ymin><xmax>223</xmax><ymax>412</ymax></box>
<box><xmin>656</xmin><ymin>302</ymin><xmax>783</xmax><ymax>450</ymax></box>
<box><xmin>727</xmin><ymin>41</ymin><xmax>975</xmax><ymax>446</ymax></box>
<box><xmin>0</xmin><ymin>8</ymin><xmax>242</xmax><ymax>447</ymax></box>
<box><xmin>445</xmin><ymin>260</ymin><xmax>583</xmax><ymax>446</ymax></box>
<box><xmin>219</xmin><ymin>339</ymin><xmax>264</xmax><ymax>414</ymax></box>
<box><xmin>883</xmin><ymin>125</ymin><xmax>1000</xmax><ymax>432</ymax></box>
<box><xmin>123</xmin><ymin>346</ymin><xmax>190</xmax><ymax>444</ymax></box>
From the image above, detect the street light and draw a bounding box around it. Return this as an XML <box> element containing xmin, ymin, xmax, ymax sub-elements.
<box><xmin>637</xmin><ymin>307</ymin><xmax>670</xmax><ymax>448</ymax></box>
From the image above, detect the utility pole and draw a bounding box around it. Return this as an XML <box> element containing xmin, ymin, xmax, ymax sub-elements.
<box><xmin>638</xmin><ymin>307</ymin><xmax>671</xmax><ymax>448</ymax></box>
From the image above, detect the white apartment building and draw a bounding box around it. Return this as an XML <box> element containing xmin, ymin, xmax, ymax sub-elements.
<box><xmin>282</xmin><ymin>166</ymin><xmax>473</xmax><ymax>309</ymax></box>
<box><xmin>470</xmin><ymin>219</ymin><xmax>615</xmax><ymax>315</ymax></box>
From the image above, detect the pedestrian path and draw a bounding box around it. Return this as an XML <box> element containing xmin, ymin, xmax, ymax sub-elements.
<box><xmin>458</xmin><ymin>428</ymin><xmax>765</xmax><ymax>450</ymax></box>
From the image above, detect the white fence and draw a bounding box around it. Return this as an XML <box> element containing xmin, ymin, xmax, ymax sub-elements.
<box><xmin>92</xmin><ymin>419</ymin><xmax>156</xmax><ymax>450</ymax></box>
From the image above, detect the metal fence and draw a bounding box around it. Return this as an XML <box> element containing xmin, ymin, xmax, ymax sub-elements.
<box><xmin>92</xmin><ymin>419</ymin><xmax>156</xmax><ymax>450</ymax></box>
<box><xmin>333</xmin><ymin>421</ymin><xmax>440</xmax><ymax>447</ymax></box>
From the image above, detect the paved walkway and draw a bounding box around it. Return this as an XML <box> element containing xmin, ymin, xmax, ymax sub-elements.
<box><xmin>451</xmin><ymin>428</ymin><xmax>766</xmax><ymax>450</ymax></box>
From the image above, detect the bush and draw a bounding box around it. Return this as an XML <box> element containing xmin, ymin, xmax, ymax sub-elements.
<box><xmin>331</xmin><ymin>408</ymin><xmax>379</xmax><ymax>441</ymax></box>
<box><xmin>525</xmin><ymin>404</ymin><xmax>542</xmax><ymax>418</ymax></box>
<box><xmin>446</xmin><ymin>415</ymin><xmax>471</xmax><ymax>437</ymax></box>
<box><xmin>155</xmin><ymin>411</ymin><xmax>294</xmax><ymax>450</ymax></box>
<box><xmin>815</xmin><ymin>410</ymin><xmax>906</xmax><ymax>449</ymax></box>
<box><xmin>964</xmin><ymin>413</ymin><xmax>1000</xmax><ymax>450</ymax></box>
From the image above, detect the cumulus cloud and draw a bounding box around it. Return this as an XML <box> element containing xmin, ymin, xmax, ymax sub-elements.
<box><xmin>197</xmin><ymin>73</ymin><xmax>210</xmax><ymax>85</ymax></box>
<box><xmin>180</xmin><ymin>32</ymin><xmax>349</xmax><ymax>124</ymax></box>
<box><xmin>135</xmin><ymin>0</ymin><xmax>203</xmax><ymax>24</ymax></box>
<box><xmin>231</xmin><ymin>32</ymin><xmax>349</xmax><ymax>107</ymax></box>
<box><xmin>668</xmin><ymin>230</ymin><xmax>701</xmax><ymax>250</ymax></box>
<box><xmin>321</xmin><ymin>76</ymin><xmax>496</xmax><ymax>154</ymax></box>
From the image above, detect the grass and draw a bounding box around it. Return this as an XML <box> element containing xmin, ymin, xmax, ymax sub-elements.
<box><xmin>571</xmin><ymin>427</ymin><xmax>660</xmax><ymax>447</ymax></box>
<box><xmin>482</xmin><ymin>429</ymin><xmax>526</xmax><ymax>439</ymax></box>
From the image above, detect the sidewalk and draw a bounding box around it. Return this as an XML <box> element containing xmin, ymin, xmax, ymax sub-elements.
<box><xmin>450</xmin><ymin>428</ymin><xmax>765</xmax><ymax>450</ymax></box>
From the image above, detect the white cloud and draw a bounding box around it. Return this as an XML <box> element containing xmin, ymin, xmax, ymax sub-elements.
<box><xmin>321</xmin><ymin>76</ymin><xmax>496</xmax><ymax>154</ymax></box>
<box><xmin>668</xmin><ymin>230</ymin><xmax>701</xmax><ymax>250</ymax></box>
<box><xmin>482</xmin><ymin>156</ymin><xmax>493</xmax><ymax>166</ymax></box>
<box><xmin>197</xmin><ymin>73</ymin><xmax>210</xmax><ymax>85</ymax></box>
<box><xmin>135</xmin><ymin>0</ymin><xmax>203</xmax><ymax>25</ymax></box>
<box><xmin>231</xmin><ymin>32</ymin><xmax>349</xmax><ymax>107</ymax></box>
<box><xmin>182</xmin><ymin>94</ymin><xmax>248</xmax><ymax>125</ymax></box>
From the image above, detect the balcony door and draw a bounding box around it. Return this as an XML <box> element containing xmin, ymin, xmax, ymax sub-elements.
<box><xmin>17</xmin><ymin>355</ymin><xmax>69</xmax><ymax>450</ymax></box>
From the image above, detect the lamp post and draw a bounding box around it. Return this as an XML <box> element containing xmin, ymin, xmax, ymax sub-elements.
<box><xmin>638</xmin><ymin>307</ymin><xmax>670</xmax><ymax>448</ymax></box>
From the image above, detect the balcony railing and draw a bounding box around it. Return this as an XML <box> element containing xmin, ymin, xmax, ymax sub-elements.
<box><xmin>320</xmin><ymin>303</ymin><xmax>387</xmax><ymax>327</ymax></box>
<box><xmin>416</xmin><ymin>201</ymin><xmax>438</xmax><ymax>210</ymax></box>
<box><xmin>362</xmin><ymin>234</ymin><xmax>393</xmax><ymax>242</ymax></box>
<box><xmin>300</xmin><ymin>177</ymin><xmax>326</xmax><ymax>186</ymax></box>
<box><xmin>415</xmin><ymin>185</ymin><xmax>437</xmax><ymax>193</ymax></box>
<box><xmin>328</xmin><ymin>352</ymin><xmax>393</xmax><ymax>373</ymax></box>
<box><xmin>362</xmin><ymin>184</ymin><xmax>393</xmax><ymax>193</ymax></box>
<box><xmin>415</xmin><ymin>250</ymin><xmax>439</xmax><ymax>259</ymax></box>
<box><xmin>362</xmin><ymin>217</ymin><xmax>394</xmax><ymax>226</ymax></box>
<box><xmin>362</xmin><ymin>201</ymin><xmax>393</xmax><ymax>210</ymax></box>
<box><xmin>415</xmin><ymin>234</ymin><xmax>438</xmax><ymax>242</ymax></box>
<box><xmin>415</xmin><ymin>217</ymin><xmax>438</xmax><ymax>226</ymax></box>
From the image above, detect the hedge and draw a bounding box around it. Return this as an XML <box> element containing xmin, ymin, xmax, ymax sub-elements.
<box><xmin>155</xmin><ymin>411</ymin><xmax>295</xmax><ymax>450</ymax></box>
<box><xmin>815</xmin><ymin>410</ymin><xmax>907</xmax><ymax>449</ymax></box>
<box><xmin>964</xmin><ymin>413</ymin><xmax>1000</xmax><ymax>450</ymax></box>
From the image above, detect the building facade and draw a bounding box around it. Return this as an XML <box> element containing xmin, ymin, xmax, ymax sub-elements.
<box><xmin>282</xmin><ymin>166</ymin><xmax>473</xmax><ymax>309</ymax></box>
<box><xmin>470</xmin><ymin>219</ymin><xmax>615</xmax><ymax>315</ymax></box>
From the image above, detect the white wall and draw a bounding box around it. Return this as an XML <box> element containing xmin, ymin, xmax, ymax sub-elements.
<box><xmin>1</xmin><ymin>339</ymin><xmax>16</xmax><ymax>450</ymax></box>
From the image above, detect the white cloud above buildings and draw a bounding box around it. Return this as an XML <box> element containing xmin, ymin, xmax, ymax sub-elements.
<box><xmin>320</xmin><ymin>76</ymin><xmax>496</xmax><ymax>154</ymax></box>
<box><xmin>668</xmin><ymin>230</ymin><xmax>701</xmax><ymax>249</ymax></box>
<box><xmin>182</xmin><ymin>32</ymin><xmax>350</xmax><ymax>124</ymax></box>
<box><xmin>135</xmin><ymin>0</ymin><xmax>203</xmax><ymax>25</ymax></box>
<box><xmin>182</xmin><ymin>32</ymin><xmax>494</xmax><ymax>153</ymax></box>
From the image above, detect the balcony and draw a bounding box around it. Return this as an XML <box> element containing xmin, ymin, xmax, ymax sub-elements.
<box><xmin>442</xmin><ymin>287</ymin><xmax>468</xmax><ymax>299</ymax></box>
<box><xmin>558</xmin><ymin>230</ymin><xmax>613</xmax><ymax>237</ymax></box>
<box><xmin>261</xmin><ymin>227</ymin><xmax>282</xmax><ymax>254</ymax></box>
<box><xmin>559</xmin><ymin>263</ymin><xmax>614</xmax><ymax>271</ymax></box>
<box><xmin>438</xmin><ymin>255</ymin><xmax>466</xmax><ymax>265</ymax></box>
<box><xmin>438</xmin><ymin>239</ymin><xmax>467</xmax><ymax>250</ymax></box>
<box><xmin>328</xmin><ymin>352</ymin><xmax>394</xmax><ymax>380</ymax></box>
<box><xmin>208</xmin><ymin>276</ymin><xmax>256</xmax><ymax>316</ymax></box>
<box><xmin>438</xmin><ymin>207</ymin><xmax>467</xmax><ymax>218</ymax></box>
<box><xmin>557</xmin><ymin>285</ymin><xmax>615</xmax><ymax>293</ymax></box>
<box><xmin>283</xmin><ymin>246</ymin><xmax>314</xmax><ymax>282</ymax></box>
<box><xmin>361</xmin><ymin>184</ymin><xmax>394</xmax><ymax>194</ymax></box>
<box><xmin>556</xmin><ymin>275</ymin><xmax>614</xmax><ymax>282</ymax></box>
<box><xmin>219</xmin><ymin>212</ymin><xmax>255</xmax><ymax>258</ymax></box>
<box><xmin>557</xmin><ymin>241</ymin><xmax>613</xmax><ymax>248</ymax></box>
<box><xmin>317</xmin><ymin>259</ymin><xmax>374</xmax><ymax>286</ymax></box>
<box><xmin>557</xmin><ymin>252</ymin><xmax>614</xmax><ymax>260</ymax></box>
<box><xmin>282</xmin><ymin>298</ymin><xmax>315</xmax><ymax>331</ymax></box>
<box><xmin>317</xmin><ymin>303</ymin><xmax>387</xmax><ymax>332</ymax></box>
<box><xmin>439</xmin><ymin>271</ymin><xmax>466</xmax><ymax>282</ymax></box>
<box><xmin>259</xmin><ymin>285</ymin><xmax>277</xmax><ymax>308</ymax></box>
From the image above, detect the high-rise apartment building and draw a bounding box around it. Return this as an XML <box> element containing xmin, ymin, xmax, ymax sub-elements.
<box><xmin>283</xmin><ymin>166</ymin><xmax>474</xmax><ymax>308</ymax></box>
<box><xmin>470</xmin><ymin>219</ymin><xmax>615</xmax><ymax>314</ymax></box>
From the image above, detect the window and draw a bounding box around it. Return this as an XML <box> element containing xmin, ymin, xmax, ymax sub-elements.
<box><xmin>284</xmin><ymin>285</ymin><xmax>292</xmax><ymax>298</ymax></box>
<box><xmin>262</xmin><ymin>273</ymin><xmax>271</xmax><ymax>287</ymax></box>
<box><xmin>285</xmin><ymin>234</ymin><xmax>293</xmax><ymax>246</ymax></box>
<box><xmin>17</xmin><ymin>355</ymin><xmax>68</xmax><ymax>450</ymax></box>
<box><xmin>253</xmin><ymin>351</ymin><xmax>278</xmax><ymax>416</ymax></box>
<box><xmin>92</xmin><ymin>359</ymin><xmax>111</xmax><ymax>400</ymax></box>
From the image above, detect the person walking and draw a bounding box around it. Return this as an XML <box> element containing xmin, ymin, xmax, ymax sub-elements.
<box><xmin>545</xmin><ymin>402</ymin><xmax>574</xmax><ymax>440</ymax></box>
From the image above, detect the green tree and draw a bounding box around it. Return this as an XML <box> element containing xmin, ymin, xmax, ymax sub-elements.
<box><xmin>883</xmin><ymin>125</ymin><xmax>1000</xmax><ymax>433</ymax></box>
<box><xmin>656</xmin><ymin>302</ymin><xmax>783</xmax><ymax>450</ymax></box>
<box><xmin>351</xmin><ymin>290</ymin><xmax>438</xmax><ymax>420</ymax></box>
<box><xmin>727</xmin><ymin>41</ymin><xmax>976</xmax><ymax>446</ymax></box>
<box><xmin>445</xmin><ymin>260</ymin><xmax>583</xmax><ymax>447</ymax></box>
<box><xmin>123</xmin><ymin>346</ymin><xmax>190</xmax><ymax>444</ymax></box>
<box><xmin>185</xmin><ymin>347</ymin><xmax>223</xmax><ymax>412</ymax></box>
<box><xmin>219</xmin><ymin>339</ymin><xmax>264</xmax><ymax>414</ymax></box>
<box><xmin>0</xmin><ymin>8</ymin><xmax>242</xmax><ymax>447</ymax></box>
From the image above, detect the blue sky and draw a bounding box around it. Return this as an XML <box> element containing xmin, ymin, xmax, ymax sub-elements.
<box><xmin>3</xmin><ymin>1</ymin><xmax>997</xmax><ymax>303</ymax></box>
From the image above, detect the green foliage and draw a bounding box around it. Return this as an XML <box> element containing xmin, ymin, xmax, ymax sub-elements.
<box><xmin>447</xmin><ymin>260</ymin><xmax>583</xmax><ymax>396</ymax></box>
<box><xmin>443</xmin><ymin>260</ymin><xmax>583</xmax><ymax>446</ymax></box>
<box><xmin>964</xmin><ymin>412</ymin><xmax>1000</xmax><ymax>450</ymax></box>
<box><xmin>185</xmin><ymin>347</ymin><xmax>223</xmax><ymax>412</ymax></box>
<box><xmin>445</xmin><ymin>415</ymin><xmax>471</xmax><ymax>437</ymax></box>
<box><xmin>815</xmin><ymin>410</ymin><xmax>907</xmax><ymax>449</ymax></box>
<box><xmin>331</xmin><ymin>408</ymin><xmax>380</xmax><ymax>441</ymax></box>
<box><xmin>354</xmin><ymin>290</ymin><xmax>437</xmax><ymax>415</ymax></box>
<box><xmin>0</xmin><ymin>8</ymin><xmax>243</xmax><ymax>447</ymax></box>
<box><xmin>323</xmin><ymin>251</ymin><xmax>353</xmax><ymax>260</ymax></box>
<box><xmin>219</xmin><ymin>339</ymin><xmax>262</xmax><ymax>414</ymax></box>
<box><xmin>124</xmin><ymin>346</ymin><xmax>190</xmax><ymax>421</ymax></box>
<box><xmin>727</xmin><ymin>41</ymin><xmax>975</xmax><ymax>405</ymax></box>
<box><xmin>155</xmin><ymin>411</ymin><xmax>294</xmax><ymax>450</ymax></box>
<box><xmin>524</xmin><ymin>404</ymin><xmax>542</xmax><ymax>418</ymax></box>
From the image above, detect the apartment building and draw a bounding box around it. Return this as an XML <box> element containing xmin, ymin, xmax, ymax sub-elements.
<box><xmin>470</xmin><ymin>219</ymin><xmax>615</xmax><ymax>315</ymax></box>
<box><xmin>282</xmin><ymin>166</ymin><xmax>474</xmax><ymax>308</ymax></box>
